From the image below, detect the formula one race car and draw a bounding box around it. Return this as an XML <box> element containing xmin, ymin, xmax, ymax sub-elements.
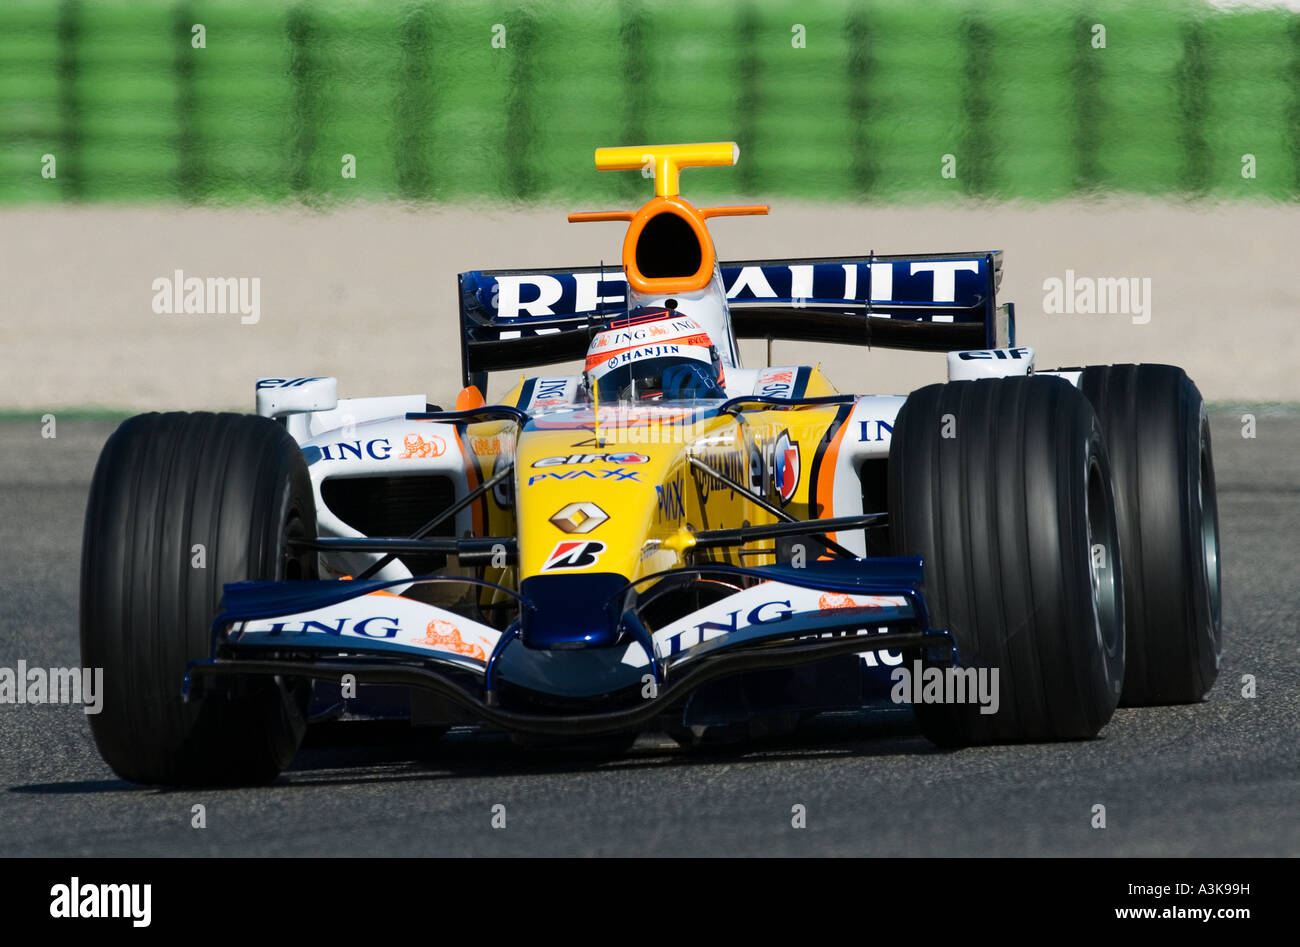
<box><xmin>80</xmin><ymin>143</ymin><xmax>1223</xmax><ymax>786</ymax></box>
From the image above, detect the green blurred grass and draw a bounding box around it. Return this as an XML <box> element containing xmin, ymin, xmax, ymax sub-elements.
<box><xmin>0</xmin><ymin>0</ymin><xmax>1297</xmax><ymax>205</ymax></box>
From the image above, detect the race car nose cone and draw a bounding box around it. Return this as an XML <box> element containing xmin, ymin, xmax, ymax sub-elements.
<box><xmin>519</xmin><ymin>573</ymin><xmax>627</xmax><ymax>649</ymax></box>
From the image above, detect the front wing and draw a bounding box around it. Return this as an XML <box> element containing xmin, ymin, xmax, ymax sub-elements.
<box><xmin>186</xmin><ymin>557</ymin><xmax>952</xmax><ymax>736</ymax></box>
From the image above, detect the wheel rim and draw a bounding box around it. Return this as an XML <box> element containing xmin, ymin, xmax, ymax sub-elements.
<box><xmin>1085</xmin><ymin>456</ymin><xmax>1122</xmax><ymax>658</ymax></box>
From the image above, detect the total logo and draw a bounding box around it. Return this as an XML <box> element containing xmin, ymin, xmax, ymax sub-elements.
<box><xmin>532</xmin><ymin>452</ymin><xmax>649</xmax><ymax>468</ymax></box>
<box><xmin>541</xmin><ymin>540</ymin><xmax>606</xmax><ymax>572</ymax></box>
<box><xmin>772</xmin><ymin>430</ymin><xmax>800</xmax><ymax>504</ymax></box>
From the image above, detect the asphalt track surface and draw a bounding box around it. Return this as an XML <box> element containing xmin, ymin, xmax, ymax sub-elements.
<box><xmin>0</xmin><ymin>414</ymin><xmax>1295</xmax><ymax>857</ymax></box>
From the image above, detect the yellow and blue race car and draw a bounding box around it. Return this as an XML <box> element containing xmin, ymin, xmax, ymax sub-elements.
<box><xmin>80</xmin><ymin>144</ymin><xmax>1223</xmax><ymax>785</ymax></box>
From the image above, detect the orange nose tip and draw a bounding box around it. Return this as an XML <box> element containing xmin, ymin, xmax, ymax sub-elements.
<box><xmin>456</xmin><ymin>385</ymin><xmax>485</xmax><ymax>411</ymax></box>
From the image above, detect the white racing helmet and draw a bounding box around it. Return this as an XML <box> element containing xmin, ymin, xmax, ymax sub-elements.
<box><xmin>584</xmin><ymin>308</ymin><xmax>726</xmax><ymax>403</ymax></box>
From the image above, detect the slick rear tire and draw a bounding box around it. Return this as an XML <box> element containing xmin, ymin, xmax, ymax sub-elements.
<box><xmin>80</xmin><ymin>412</ymin><xmax>316</xmax><ymax>786</ymax></box>
<box><xmin>889</xmin><ymin>376</ymin><xmax>1125</xmax><ymax>745</ymax></box>
<box><xmin>1079</xmin><ymin>364</ymin><xmax>1222</xmax><ymax>705</ymax></box>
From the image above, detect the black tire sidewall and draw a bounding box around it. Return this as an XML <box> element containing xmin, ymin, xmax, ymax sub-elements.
<box><xmin>1079</xmin><ymin>365</ymin><xmax>1222</xmax><ymax>705</ymax></box>
<box><xmin>889</xmin><ymin>376</ymin><xmax>1125</xmax><ymax>744</ymax></box>
<box><xmin>80</xmin><ymin>412</ymin><xmax>315</xmax><ymax>785</ymax></box>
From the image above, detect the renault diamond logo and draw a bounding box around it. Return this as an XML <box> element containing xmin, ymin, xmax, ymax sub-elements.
<box><xmin>550</xmin><ymin>502</ymin><xmax>608</xmax><ymax>534</ymax></box>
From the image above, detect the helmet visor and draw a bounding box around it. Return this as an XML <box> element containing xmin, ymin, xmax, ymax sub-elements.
<box><xmin>589</xmin><ymin>346</ymin><xmax>721</xmax><ymax>403</ymax></box>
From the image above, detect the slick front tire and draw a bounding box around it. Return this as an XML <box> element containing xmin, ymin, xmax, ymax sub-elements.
<box><xmin>80</xmin><ymin>412</ymin><xmax>316</xmax><ymax>786</ymax></box>
<box><xmin>1079</xmin><ymin>364</ymin><xmax>1222</xmax><ymax>705</ymax></box>
<box><xmin>889</xmin><ymin>376</ymin><xmax>1125</xmax><ymax>745</ymax></box>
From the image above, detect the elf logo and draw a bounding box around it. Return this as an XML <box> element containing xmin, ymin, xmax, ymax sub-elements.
<box><xmin>256</xmin><ymin>376</ymin><xmax>324</xmax><ymax>389</ymax></box>
<box><xmin>532</xmin><ymin>452</ymin><xmax>649</xmax><ymax>467</ymax></box>
<box><xmin>957</xmin><ymin>346</ymin><xmax>1032</xmax><ymax>360</ymax></box>
<box><xmin>541</xmin><ymin>540</ymin><xmax>606</xmax><ymax>572</ymax></box>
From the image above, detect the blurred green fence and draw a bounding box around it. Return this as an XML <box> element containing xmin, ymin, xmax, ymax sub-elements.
<box><xmin>1</xmin><ymin>0</ymin><xmax>1297</xmax><ymax>204</ymax></box>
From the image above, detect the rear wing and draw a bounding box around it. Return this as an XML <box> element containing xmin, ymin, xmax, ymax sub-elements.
<box><xmin>458</xmin><ymin>251</ymin><xmax>1011</xmax><ymax>390</ymax></box>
